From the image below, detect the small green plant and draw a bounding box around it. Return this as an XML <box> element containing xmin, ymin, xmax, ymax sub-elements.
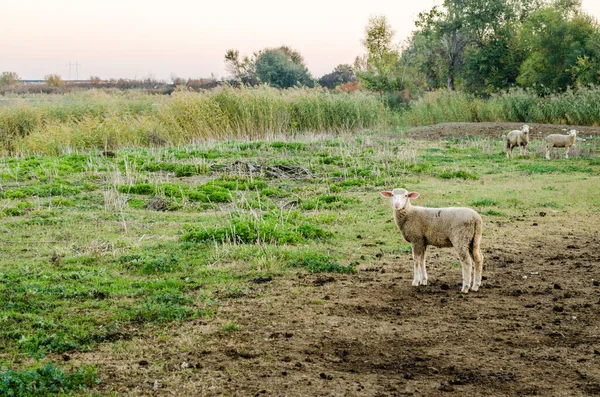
<box><xmin>129</xmin><ymin>293</ymin><xmax>197</xmax><ymax>323</ymax></box>
<box><xmin>481</xmin><ymin>209</ymin><xmax>506</xmax><ymax>216</ymax></box>
<box><xmin>471</xmin><ymin>198</ymin><xmax>498</xmax><ymax>207</ymax></box>
<box><xmin>437</xmin><ymin>170</ymin><xmax>479</xmax><ymax>180</ymax></box>
<box><xmin>286</xmin><ymin>249</ymin><xmax>355</xmax><ymax>274</ymax></box>
<box><xmin>221</xmin><ymin>322</ymin><xmax>241</xmax><ymax>333</ymax></box>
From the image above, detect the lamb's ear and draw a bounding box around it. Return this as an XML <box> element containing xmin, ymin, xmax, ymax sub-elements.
<box><xmin>408</xmin><ymin>192</ymin><xmax>420</xmax><ymax>199</ymax></box>
<box><xmin>380</xmin><ymin>191</ymin><xmax>393</xmax><ymax>197</ymax></box>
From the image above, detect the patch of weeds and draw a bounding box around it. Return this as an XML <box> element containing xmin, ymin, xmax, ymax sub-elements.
<box><xmin>301</xmin><ymin>195</ymin><xmax>358</xmax><ymax>210</ymax></box>
<box><xmin>541</xmin><ymin>186</ymin><xmax>555</xmax><ymax>191</ymax></box>
<box><xmin>471</xmin><ymin>198</ymin><xmax>498</xmax><ymax>207</ymax></box>
<box><xmin>589</xmin><ymin>158</ymin><xmax>600</xmax><ymax>166</ymax></box>
<box><xmin>505</xmin><ymin>198</ymin><xmax>523</xmax><ymax>208</ymax></box>
<box><xmin>0</xmin><ymin>363</ymin><xmax>99</xmax><ymax>396</ymax></box>
<box><xmin>210</xmin><ymin>176</ymin><xmax>269</xmax><ymax>191</ymax></box>
<box><xmin>481</xmin><ymin>209</ymin><xmax>506</xmax><ymax>216</ymax></box>
<box><xmin>2</xmin><ymin>201</ymin><xmax>34</xmax><ymax>217</ymax></box>
<box><xmin>144</xmin><ymin>162</ymin><xmax>208</xmax><ymax>177</ymax></box>
<box><xmin>118</xmin><ymin>183</ymin><xmax>154</xmax><ymax>195</ymax></box>
<box><xmin>129</xmin><ymin>293</ymin><xmax>197</xmax><ymax>323</ymax></box>
<box><xmin>403</xmin><ymin>162</ymin><xmax>433</xmax><ymax>174</ymax></box>
<box><xmin>260</xmin><ymin>187</ymin><xmax>287</xmax><ymax>197</ymax></box>
<box><xmin>50</xmin><ymin>197</ymin><xmax>75</xmax><ymax>207</ymax></box>
<box><xmin>221</xmin><ymin>322</ymin><xmax>241</xmax><ymax>333</ymax></box>
<box><xmin>519</xmin><ymin>163</ymin><xmax>593</xmax><ymax>175</ymax></box>
<box><xmin>3</xmin><ymin>183</ymin><xmax>82</xmax><ymax>199</ymax></box>
<box><xmin>331</xmin><ymin>178</ymin><xmax>369</xmax><ymax>190</ymax></box>
<box><xmin>127</xmin><ymin>198</ymin><xmax>147</xmax><ymax>209</ymax></box>
<box><xmin>437</xmin><ymin>170</ymin><xmax>478</xmax><ymax>180</ymax></box>
<box><xmin>118</xmin><ymin>253</ymin><xmax>181</xmax><ymax>274</ymax></box>
<box><xmin>539</xmin><ymin>201</ymin><xmax>562</xmax><ymax>209</ymax></box>
<box><xmin>180</xmin><ymin>212</ymin><xmax>331</xmax><ymax>245</ymax></box>
<box><xmin>270</xmin><ymin>141</ymin><xmax>306</xmax><ymax>151</ymax></box>
<box><xmin>286</xmin><ymin>249</ymin><xmax>355</xmax><ymax>274</ymax></box>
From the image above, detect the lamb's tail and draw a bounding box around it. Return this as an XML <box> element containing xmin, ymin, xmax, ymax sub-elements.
<box><xmin>469</xmin><ymin>218</ymin><xmax>484</xmax><ymax>267</ymax></box>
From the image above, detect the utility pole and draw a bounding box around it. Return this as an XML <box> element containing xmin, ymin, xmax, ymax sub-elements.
<box><xmin>67</xmin><ymin>61</ymin><xmax>81</xmax><ymax>80</ymax></box>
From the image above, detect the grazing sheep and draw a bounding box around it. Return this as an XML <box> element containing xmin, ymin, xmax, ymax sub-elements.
<box><xmin>506</xmin><ymin>125</ymin><xmax>530</xmax><ymax>158</ymax></box>
<box><xmin>545</xmin><ymin>130</ymin><xmax>577</xmax><ymax>159</ymax></box>
<box><xmin>381</xmin><ymin>188</ymin><xmax>483</xmax><ymax>293</ymax></box>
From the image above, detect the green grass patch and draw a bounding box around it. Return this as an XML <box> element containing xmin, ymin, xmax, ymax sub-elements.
<box><xmin>180</xmin><ymin>212</ymin><xmax>331</xmax><ymax>245</ymax></box>
<box><xmin>286</xmin><ymin>249</ymin><xmax>355</xmax><ymax>274</ymax></box>
<box><xmin>0</xmin><ymin>363</ymin><xmax>100</xmax><ymax>396</ymax></box>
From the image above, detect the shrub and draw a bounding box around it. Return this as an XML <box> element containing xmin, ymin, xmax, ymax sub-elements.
<box><xmin>44</xmin><ymin>74</ymin><xmax>64</xmax><ymax>87</ymax></box>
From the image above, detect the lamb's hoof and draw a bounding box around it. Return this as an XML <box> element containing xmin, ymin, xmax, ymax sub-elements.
<box><xmin>461</xmin><ymin>286</ymin><xmax>470</xmax><ymax>293</ymax></box>
<box><xmin>471</xmin><ymin>285</ymin><xmax>480</xmax><ymax>292</ymax></box>
<box><xmin>420</xmin><ymin>279</ymin><xmax>428</xmax><ymax>286</ymax></box>
<box><xmin>412</xmin><ymin>281</ymin><xmax>420</xmax><ymax>287</ymax></box>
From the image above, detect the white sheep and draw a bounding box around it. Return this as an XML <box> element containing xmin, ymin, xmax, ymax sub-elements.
<box><xmin>506</xmin><ymin>125</ymin><xmax>530</xmax><ymax>158</ymax></box>
<box><xmin>381</xmin><ymin>188</ymin><xmax>484</xmax><ymax>293</ymax></box>
<box><xmin>545</xmin><ymin>129</ymin><xmax>577</xmax><ymax>159</ymax></box>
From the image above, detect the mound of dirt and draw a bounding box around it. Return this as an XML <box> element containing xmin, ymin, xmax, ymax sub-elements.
<box><xmin>405</xmin><ymin>122</ymin><xmax>600</xmax><ymax>141</ymax></box>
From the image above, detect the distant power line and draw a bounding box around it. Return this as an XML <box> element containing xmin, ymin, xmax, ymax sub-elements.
<box><xmin>67</xmin><ymin>61</ymin><xmax>80</xmax><ymax>80</ymax></box>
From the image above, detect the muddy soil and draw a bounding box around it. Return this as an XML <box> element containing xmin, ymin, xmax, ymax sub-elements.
<box><xmin>70</xmin><ymin>124</ymin><xmax>600</xmax><ymax>396</ymax></box>
<box><xmin>404</xmin><ymin>122</ymin><xmax>600</xmax><ymax>141</ymax></box>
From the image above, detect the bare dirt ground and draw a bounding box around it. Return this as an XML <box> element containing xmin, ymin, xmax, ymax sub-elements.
<box><xmin>405</xmin><ymin>122</ymin><xmax>600</xmax><ymax>141</ymax></box>
<box><xmin>70</xmin><ymin>123</ymin><xmax>600</xmax><ymax>396</ymax></box>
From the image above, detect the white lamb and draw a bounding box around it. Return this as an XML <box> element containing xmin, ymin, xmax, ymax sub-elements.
<box><xmin>506</xmin><ymin>125</ymin><xmax>530</xmax><ymax>158</ymax></box>
<box><xmin>545</xmin><ymin>130</ymin><xmax>577</xmax><ymax>159</ymax></box>
<box><xmin>381</xmin><ymin>188</ymin><xmax>484</xmax><ymax>293</ymax></box>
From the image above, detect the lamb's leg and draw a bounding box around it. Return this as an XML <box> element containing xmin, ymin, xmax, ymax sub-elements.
<box><xmin>456</xmin><ymin>247</ymin><xmax>473</xmax><ymax>293</ymax></box>
<box><xmin>565</xmin><ymin>146</ymin><xmax>570</xmax><ymax>159</ymax></box>
<box><xmin>545</xmin><ymin>146</ymin><xmax>551</xmax><ymax>160</ymax></box>
<box><xmin>420</xmin><ymin>247</ymin><xmax>428</xmax><ymax>286</ymax></box>
<box><xmin>470</xmin><ymin>246</ymin><xmax>483</xmax><ymax>292</ymax></box>
<box><xmin>411</xmin><ymin>243</ymin><xmax>425</xmax><ymax>287</ymax></box>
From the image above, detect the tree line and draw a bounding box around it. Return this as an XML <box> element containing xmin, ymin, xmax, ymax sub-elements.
<box><xmin>225</xmin><ymin>0</ymin><xmax>600</xmax><ymax>96</ymax></box>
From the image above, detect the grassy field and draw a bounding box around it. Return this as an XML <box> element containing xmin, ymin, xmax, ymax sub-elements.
<box><xmin>0</xmin><ymin>126</ymin><xmax>599</xmax><ymax>394</ymax></box>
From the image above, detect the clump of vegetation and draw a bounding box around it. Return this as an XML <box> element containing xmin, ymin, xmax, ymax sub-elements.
<box><xmin>129</xmin><ymin>293</ymin><xmax>198</xmax><ymax>323</ymax></box>
<box><xmin>0</xmin><ymin>363</ymin><xmax>99</xmax><ymax>396</ymax></box>
<box><xmin>180</xmin><ymin>212</ymin><xmax>330</xmax><ymax>245</ymax></box>
<box><xmin>437</xmin><ymin>170</ymin><xmax>479</xmax><ymax>180</ymax></box>
<box><xmin>286</xmin><ymin>249</ymin><xmax>355</xmax><ymax>274</ymax></box>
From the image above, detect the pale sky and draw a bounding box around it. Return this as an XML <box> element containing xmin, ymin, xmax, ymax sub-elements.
<box><xmin>2</xmin><ymin>0</ymin><xmax>600</xmax><ymax>81</ymax></box>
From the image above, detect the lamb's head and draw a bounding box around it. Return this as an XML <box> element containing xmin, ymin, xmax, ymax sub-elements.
<box><xmin>380</xmin><ymin>188</ymin><xmax>420</xmax><ymax>210</ymax></box>
<box><xmin>522</xmin><ymin>125</ymin><xmax>530</xmax><ymax>133</ymax></box>
<box><xmin>569</xmin><ymin>129</ymin><xmax>577</xmax><ymax>137</ymax></box>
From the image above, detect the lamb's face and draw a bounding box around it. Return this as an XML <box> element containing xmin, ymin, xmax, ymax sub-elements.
<box><xmin>569</xmin><ymin>130</ymin><xmax>577</xmax><ymax>137</ymax></box>
<box><xmin>380</xmin><ymin>188</ymin><xmax>420</xmax><ymax>210</ymax></box>
<box><xmin>522</xmin><ymin>125</ymin><xmax>530</xmax><ymax>133</ymax></box>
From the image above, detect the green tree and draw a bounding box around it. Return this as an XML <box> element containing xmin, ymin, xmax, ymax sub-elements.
<box><xmin>355</xmin><ymin>16</ymin><xmax>402</xmax><ymax>92</ymax></box>
<box><xmin>254</xmin><ymin>47</ymin><xmax>314</xmax><ymax>89</ymax></box>
<box><xmin>0</xmin><ymin>71</ymin><xmax>20</xmax><ymax>87</ymax></box>
<box><xmin>224</xmin><ymin>49</ymin><xmax>260</xmax><ymax>86</ymax></box>
<box><xmin>44</xmin><ymin>74</ymin><xmax>64</xmax><ymax>87</ymax></box>
<box><xmin>411</xmin><ymin>0</ymin><xmax>550</xmax><ymax>93</ymax></box>
<box><xmin>318</xmin><ymin>64</ymin><xmax>356</xmax><ymax>89</ymax></box>
<box><xmin>517</xmin><ymin>1</ymin><xmax>600</xmax><ymax>92</ymax></box>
